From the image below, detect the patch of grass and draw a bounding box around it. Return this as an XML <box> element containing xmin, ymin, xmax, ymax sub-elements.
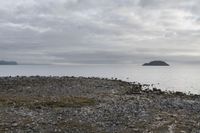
<box><xmin>57</xmin><ymin>120</ymin><xmax>105</xmax><ymax>133</ymax></box>
<box><xmin>0</xmin><ymin>95</ymin><xmax>96</xmax><ymax>108</ymax></box>
<box><xmin>58</xmin><ymin>121</ymin><xmax>93</xmax><ymax>131</ymax></box>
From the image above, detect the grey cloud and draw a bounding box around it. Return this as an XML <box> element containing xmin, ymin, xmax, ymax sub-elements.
<box><xmin>47</xmin><ymin>49</ymin><xmax>200</xmax><ymax>65</ymax></box>
<box><xmin>0</xmin><ymin>0</ymin><xmax>200</xmax><ymax>64</ymax></box>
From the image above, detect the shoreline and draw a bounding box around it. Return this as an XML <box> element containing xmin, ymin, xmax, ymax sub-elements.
<box><xmin>0</xmin><ymin>75</ymin><xmax>198</xmax><ymax>96</ymax></box>
<box><xmin>0</xmin><ymin>76</ymin><xmax>200</xmax><ymax>132</ymax></box>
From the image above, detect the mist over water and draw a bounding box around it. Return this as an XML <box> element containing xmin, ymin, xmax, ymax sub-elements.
<box><xmin>0</xmin><ymin>64</ymin><xmax>200</xmax><ymax>94</ymax></box>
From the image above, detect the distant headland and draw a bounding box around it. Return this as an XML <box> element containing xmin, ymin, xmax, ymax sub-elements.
<box><xmin>0</xmin><ymin>60</ymin><xmax>18</xmax><ymax>65</ymax></box>
<box><xmin>143</xmin><ymin>60</ymin><xmax>169</xmax><ymax>66</ymax></box>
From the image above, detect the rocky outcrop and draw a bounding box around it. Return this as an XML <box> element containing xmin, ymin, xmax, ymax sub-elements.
<box><xmin>143</xmin><ymin>60</ymin><xmax>169</xmax><ymax>66</ymax></box>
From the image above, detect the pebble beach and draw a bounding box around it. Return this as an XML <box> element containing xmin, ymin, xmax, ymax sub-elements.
<box><xmin>0</xmin><ymin>76</ymin><xmax>200</xmax><ymax>133</ymax></box>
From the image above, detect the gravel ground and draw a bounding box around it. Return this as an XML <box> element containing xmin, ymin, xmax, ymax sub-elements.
<box><xmin>0</xmin><ymin>76</ymin><xmax>200</xmax><ymax>133</ymax></box>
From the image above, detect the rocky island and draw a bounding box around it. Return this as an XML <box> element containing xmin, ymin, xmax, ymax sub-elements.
<box><xmin>143</xmin><ymin>60</ymin><xmax>169</xmax><ymax>66</ymax></box>
<box><xmin>0</xmin><ymin>60</ymin><xmax>18</xmax><ymax>65</ymax></box>
<box><xmin>0</xmin><ymin>76</ymin><xmax>199</xmax><ymax>132</ymax></box>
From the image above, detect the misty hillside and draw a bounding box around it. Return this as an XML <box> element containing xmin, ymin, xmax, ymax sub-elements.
<box><xmin>0</xmin><ymin>60</ymin><xmax>18</xmax><ymax>65</ymax></box>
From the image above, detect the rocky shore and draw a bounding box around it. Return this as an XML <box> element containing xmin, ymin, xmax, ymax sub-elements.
<box><xmin>0</xmin><ymin>76</ymin><xmax>200</xmax><ymax>133</ymax></box>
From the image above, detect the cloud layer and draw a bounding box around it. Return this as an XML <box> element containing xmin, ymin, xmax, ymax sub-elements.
<box><xmin>1</xmin><ymin>0</ymin><xmax>200</xmax><ymax>64</ymax></box>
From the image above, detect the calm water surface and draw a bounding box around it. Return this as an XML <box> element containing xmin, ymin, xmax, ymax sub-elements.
<box><xmin>0</xmin><ymin>64</ymin><xmax>200</xmax><ymax>94</ymax></box>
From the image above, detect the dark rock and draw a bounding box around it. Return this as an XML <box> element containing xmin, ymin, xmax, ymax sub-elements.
<box><xmin>175</xmin><ymin>91</ymin><xmax>186</xmax><ymax>96</ymax></box>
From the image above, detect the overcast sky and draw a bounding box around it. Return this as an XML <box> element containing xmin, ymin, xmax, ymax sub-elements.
<box><xmin>1</xmin><ymin>0</ymin><xmax>200</xmax><ymax>64</ymax></box>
